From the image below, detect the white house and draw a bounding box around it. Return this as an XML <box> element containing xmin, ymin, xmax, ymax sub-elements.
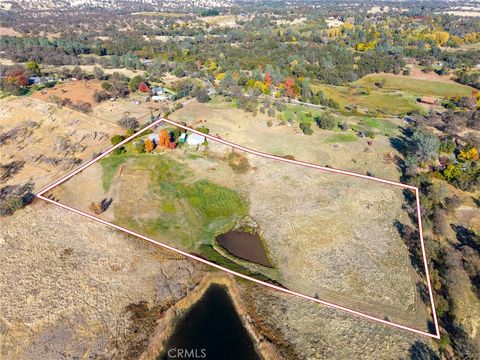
<box><xmin>186</xmin><ymin>133</ymin><xmax>206</xmax><ymax>145</ymax></box>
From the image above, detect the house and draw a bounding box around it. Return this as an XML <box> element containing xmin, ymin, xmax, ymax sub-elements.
<box><xmin>419</xmin><ymin>96</ymin><xmax>437</xmax><ymax>105</ymax></box>
<box><xmin>151</xmin><ymin>86</ymin><xmax>166</xmax><ymax>96</ymax></box>
<box><xmin>186</xmin><ymin>133</ymin><xmax>206</xmax><ymax>146</ymax></box>
<box><xmin>151</xmin><ymin>95</ymin><xmax>169</xmax><ymax>102</ymax></box>
<box><xmin>28</xmin><ymin>76</ymin><xmax>56</xmax><ymax>85</ymax></box>
<box><xmin>140</xmin><ymin>58</ymin><xmax>153</xmax><ymax>66</ymax></box>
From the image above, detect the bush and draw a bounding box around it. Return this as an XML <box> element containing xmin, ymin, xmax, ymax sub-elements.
<box><xmin>118</xmin><ymin>116</ymin><xmax>139</xmax><ymax>130</ymax></box>
<box><xmin>93</xmin><ymin>90</ymin><xmax>110</xmax><ymax>103</ymax></box>
<box><xmin>299</xmin><ymin>122</ymin><xmax>313</xmax><ymax>135</ymax></box>
<box><xmin>194</xmin><ymin>88</ymin><xmax>210</xmax><ymax>103</ymax></box>
<box><xmin>314</xmin><ymin>113</ymin><xmax>336</xmax><ymax>130</ymax></box>
<box><xmin>111</xmin><ymin>135</ymin><xmax>125</xmax><ymax>146</ymax></box>
<box><xmin>71</xmin><ymin>101</ymin><xmax>92</xmax><ymax>113</ymax></box>
<box><xmin>227</xmin><ymin>152</ymin><xmax>250</xmax><ymax>173</ymax></box>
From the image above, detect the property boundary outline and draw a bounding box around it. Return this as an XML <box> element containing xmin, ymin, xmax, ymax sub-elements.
<box><xmin>36</xmin><ymin>117</ymin><xmax>441</xmax><ymax>339</ymax></box>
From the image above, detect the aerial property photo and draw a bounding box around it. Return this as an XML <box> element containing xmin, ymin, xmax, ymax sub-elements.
<box><xmin>1</xmin><ymin>1</ymin><xmax>479</xmax><ymax>359</ymax></box>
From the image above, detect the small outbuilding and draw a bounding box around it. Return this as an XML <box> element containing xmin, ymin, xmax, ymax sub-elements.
<box><xmin>419</xmin><ymin>96</ymin><xmax>437</xmax><ymax>105</ymax></box>
<box><xmin>186</xmin><ymin>133</ymin><xmax>206</xmax><ymax>146</ymax></box>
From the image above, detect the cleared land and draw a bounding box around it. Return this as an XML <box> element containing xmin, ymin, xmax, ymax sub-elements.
<box><xmin>0</xmin><ymin>96</ymin><xmax>121</xmax><ymax>192</ymax></box>
<box><xmin>312</xmin><ymin>73</ymin><xmax>475</xmax><ymax>116</ymax></box>
<box><xmin>46</xmin><ymin>122</ymin><xmax>433</xmax><ymax>333</ymax></box>
<box><xmin>173</xmin><ymin>98</ymin><xmax>404</xmax><ymax>180</ymax></box>
<box><xmin>31</xmin><ymin>80</ymin><xmax>103</xmax><ymax>106</ymax></box>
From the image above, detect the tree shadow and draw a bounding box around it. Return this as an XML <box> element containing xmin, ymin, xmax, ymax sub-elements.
<box><xmin>451</xmin><ymin>224</ymin><xmax>480</xmax><ymax>253</ymax></box>
<box><xmin>417</xmin><ymin>281</ymin><xmax>430</xmax><ymax>305</ymax></box>
<box><xmin>394</xmin><ymin>220</ymin><xmax>424</xmax><ymax>275</ymax></box>
<box><xmin>472</xmin><ymin>196</ymin><xmax>480</xmax><ymax>208</ymax></box>
<box><xmin>409</xmin><ymin>341</ymin><xmax>439</xmax><ymax>360</ymax></box>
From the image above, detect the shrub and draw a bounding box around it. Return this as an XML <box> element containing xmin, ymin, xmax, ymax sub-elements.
<box><xmin>93</xmin><ymin>90</ymin><xmax>110</xmax><ymax>103</ymax></box>
<box><xmin>111</xmin><ymin>135</ymin><xmax>125</xmax><ymax>146</ymax></box>
<box><xmin>194</xmin><ymin>88</ymin><xmax>210</xmax><ymax>103</ymax></box>
<box><xmin>299</xmin><ymin>121</ymin><xmax>313</xmax><ymax>135</ymax></box>
<box><xmin>314</xmin><ymin>113</ymin><xmax>336</xmax><ymax>130</ymax></box>
<box><xmin>227</xmin><ymin>152</ymin><xmax>250</xmax><ymax>173</ymax></box>
<box><xmin>118</xmin><ymin>116</ymin><xmax>139</xmax><ymax>130</ymax></box>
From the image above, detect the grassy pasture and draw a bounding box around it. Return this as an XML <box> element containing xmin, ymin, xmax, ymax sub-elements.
<box><xmin>312</xmin><ymin>74</ymin><xmax>475</xmax><ymax>116</ymax></box>
<box><xmin>102</xmin><ymin>154</ymin><xmax>247</xmax><ymax>249</ymax></box>
<box><xmin>356</xmin><ymin>74</ymin><xmax>474</xmax><ymax>98</ymax></box>
<box><xmin>311</xmin><ymin>81</ymin><xmax>419</xmax><ymax>116</ymax></box>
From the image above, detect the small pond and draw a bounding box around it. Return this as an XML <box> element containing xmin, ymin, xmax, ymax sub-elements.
<box><xmin>159</xmin><ymin>284</ymin><xmax>260</xmax><ymax>360</ymax></box>
<box><xmin>216</xmin><ymin>230</ymin><xmax>272</xmax><ymax>267</ymax></box>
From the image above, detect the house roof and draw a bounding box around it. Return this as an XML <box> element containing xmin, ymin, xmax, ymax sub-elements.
<box><xmin>186</xmin><ymin>133</ymin><xmax>206</xmax><ymax>145</ymax></box>
<box><xmin>420</xmin><ymin>96</ymin><xmax>436</xmax><ymax>104</ymax></box>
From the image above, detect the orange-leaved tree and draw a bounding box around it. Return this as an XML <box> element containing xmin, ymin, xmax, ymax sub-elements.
<box><xmin>144</xmin><ymin>138</ymin><xmax>155</xmax><ymax>152</ymax></box>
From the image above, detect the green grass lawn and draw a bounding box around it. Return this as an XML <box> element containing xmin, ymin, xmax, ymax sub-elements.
<box><xmin>99</xmin><ymin>155</ymin><xmax>128</xmax><ymax>192</ymax></box>
<box><xmin>103</xmin><ymin>153</ymin><xmax>247</xmax><ymax>250</ymax></box>
<box><xmin>312</xmin><ymin>74</ymin><xmax>475</xmax><ymax>116</ymax></box>
<box><xmin>311</xmin><ymin>81</ymin><xmax>420</xmax><ymax>116</ymax></box>
<box><xmin>356</xmin><ymin>74</ymin><xmax>474</xmax><ymax>98</ymax></box>
<box><xmin>282</xmin><ymin>104</ymin><xmax>324</xmax><ymax>123</ymax></box>
<box><xmin>324</xmin><ymin>133</ymin><xmax>358</xmax><ymax>144</ymax></box>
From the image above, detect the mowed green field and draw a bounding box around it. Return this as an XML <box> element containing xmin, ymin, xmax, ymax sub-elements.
<box><xmin>101</xmin><ymin>154</ymin><xmax>247</xmax><ymax>249</ymax></box>
<box><xmin>356</xmin><ymin>74</ymin><xmax>474</xmax><ymax>98</ymax></box>
<box><xmin>312</xmin><ymin>74</ymin><xmax>475</xmax><ymax>116</ymax></box>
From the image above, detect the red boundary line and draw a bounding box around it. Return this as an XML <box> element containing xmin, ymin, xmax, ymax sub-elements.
<box><xmin>36</xmin><ymin>117</ymin><xmax>440</xmax><ymax>339</ymax></box>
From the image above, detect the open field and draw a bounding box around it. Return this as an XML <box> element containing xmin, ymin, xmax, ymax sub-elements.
<box><xmin>356</xmin><ymin>74</ymin><xmax>475</xmax><ymax>98</ymax></box>
<box><xmin>312</xmin><ymin>73</ymin><xmax>476</xmax><ymax>116</ymax></box>
<box><xmin>0</xmin><ymin>203</ymin><xmax>206</xmax><ymax>359</ymax></box>
<box><xmin>31</xmin><ymin>80</ymin><xmax>103</xmax><ymax>106</ymax></box>
<box><xmin>0</xmin><ymin>27</ymin><xmax>21</xmax><ymax>37</ymax></box>
<box><xmin>0</xmin><ymin>96</ymin><xmax>122</xmax><ymax>192</ymax></box>
<box><xmin>311</xmin><ymin>81</ymin><xmax>421</xmax><ymax>116</ymax></box>
<box><xmin>47</xmin><ymin>121</ymin><xmax>434</xmax><ymax>333</ymax></box>
<box><xmin>200</xmin><ymin>15</ymin><xmax>237</xmax><ymax>26</ymax></box>
<box><xmin>0</xmin><ymin>202</ymin><xmax>437</xmax><ymax>359</ymax></box>
<box><xmin>43</xmin><ymin>65</ymin><xmax>146</xmax><ymax>79</ymax></box>
<box><xmin>173</xmin><ymin>99</ymin><xmax>404</xmax><ymax>180</ymax></box>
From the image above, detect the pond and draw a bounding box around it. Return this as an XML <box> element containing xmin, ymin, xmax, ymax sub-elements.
<box><xmin>159</xmin><ymin>284</ymin><xmax>260</xmax><ymax>360</ymax></box>
<box><xmin>216</xmin><ymin>230</ymin><xmax>272</xmax><ymax>267</ymax></box>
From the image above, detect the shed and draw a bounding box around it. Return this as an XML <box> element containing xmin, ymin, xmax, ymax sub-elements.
<box><xmin>186</xmin><ymin>133</ymin><xmax>206</xmax><ymax>146</ymax></box>
<box><xmin>178</xmin><ymin>133</ymin><xmax>187</xmax><ymax>143</ymax></box>
<box><xmin>419</xmin><ymin>96</ymin><xmax>437</xmax><ymax>105</ymax></box>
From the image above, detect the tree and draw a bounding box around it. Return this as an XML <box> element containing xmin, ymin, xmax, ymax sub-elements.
<box><xmin>25</xmin><ymin>60</ymin><xmax>40</xmax><ymax>76</ymax></box>
<box><xmin>111</xmin><ymin>135</ymin><xmax>125</xmax><ymax>146</ymax></box>
<box><xmin>93</xmin><ymin>66</ymin><xmax>104</xmax><ymax>80</ymax></box>
<box><xmin>118</xmin><ymin>116</ymin><xmax>139</xmax><ymax>130</ymax></box>
<box><xmin>411</xmin><ymin>129</ymin><xmax>440</xmax><ymax>163</ymax></box>
<box><xmin>133</xmin><ymin>141</ymin><xmax>145</xmax><ymax>153</ymax></box>
<box><xmin>1</xmin><ymin>67</ymin><xmax>28</xmax><ymax>95</ymax></box>
<box><xmin>129</xmin><ymin>76</ymin><xmax>143</xmax><ymax>92</ymax></box>
<box><xmin>159</xmin><ymin>129</ymin><xmax>170</xmax><ymax>148</ymax></box>
<box><xmin>144</xmin><ymin>138</ymin><xmax>155</xmax><ymax>152</ymax></box>
<box><xmin>315</xmin><ymin>113</ymin><xmax>336</xmax><ymax>130</ymax></box>
<box><xmin>194</xmin><ymin>88</ymin><xmax>210</xmax><ymax>103</ymax></box>
<box><xmin>71</xmin><ymin>66</ymin><xmax>83</xmax><ymax>80</ymax></box>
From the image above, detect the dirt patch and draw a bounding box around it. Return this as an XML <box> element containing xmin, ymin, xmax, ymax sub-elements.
<box><xmin>0</xmin><ymin>27</ymin><xmax>22</xmax><ymax>37</ymax></box>
<box><xmin>31</xmin><ymin>80</ymin><xmax>103</xmax><ymax>106</ymax></box>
